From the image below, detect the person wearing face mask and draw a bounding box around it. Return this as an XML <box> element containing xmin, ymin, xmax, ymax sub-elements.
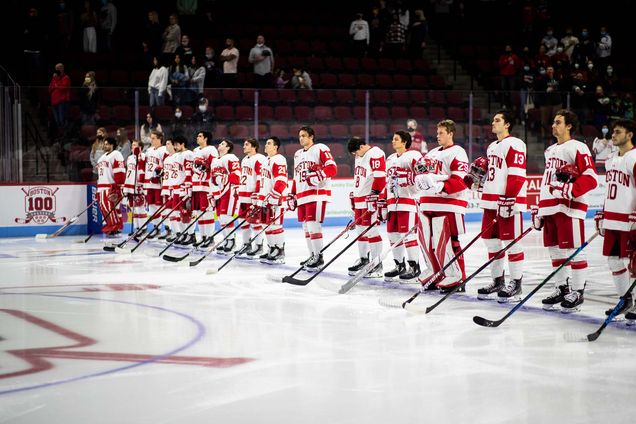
<box><xmin>592</xmin><ymin>124</ymin><xmax>617</xmax><ymax>170</ymax></box>
<box><xmin>406</xmin><ymin>119</ymin><xmax>427</xmax><ymax>153</ymax></box>
<box><xmin>203</xmin><ymin>46</ymin><xmax>220</xmax><ymax>87</ymax></box>
<box><xmin>571</xmin><ymin>27</ymin><xmax>594</xmax><ymax>68</ymax></box>
<box><xmin>541</xmin><ymin>27</ymin><xmax>558</xmax><ymax>57</ymax></box>
<box><xmin>601</xmin><ymin>65</ymin><xmax>618</xmax><ymax>92</ymax></box>
<box><xmin>191</xmin><ymin>98</ymin><xmax>215</xmax><ymax>137</ymax></box>
<box><xmin>80</xmin><ymin>71</ymin><xmax>99</xmax><ymax>125</ymax></box>
<box><xmin>248</xmin><ymin>34</ymin><xmax>274</xmax><ymax>88</ymax></box>
<box><xmin>169</xmin><ymin>106</ymin><xmax>189</xmax><ymax>141</ymax></box>
<box><xmin>585</xmin><ymin>60</ymin><xmax>600</xmax><ymax>89</ymax></box>
<box><xmin>90</xmin><ymin>127</ymin><xmax>107</xmax><ymax>176</ymax></box>
<box><xmin>596</xmin><ymin>26</ymin><xmax>612</xmax><ymax>70</ymax></box>
<box><xmin>560</xmin><ymin>27</ymin><xmax>579</xmax><ymax>60</ymax></box>
<box><xmin>48</xmin><ymin>63</ymin><xmax>71</xmax><ymax>133</ymax></box>
<box><xmin>219</xmin><ymin>38</ymin><xmax>239</xmax><ymax>88</ymax></box>
<box><xmin>535</xmin><ymin>66</ymin><xmax>563</xmax><ymax>142</ymax></box>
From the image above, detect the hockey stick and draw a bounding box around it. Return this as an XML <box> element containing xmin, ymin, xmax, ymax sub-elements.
<box><xmin>274</xmin><ymin>216</ymin><xmax>360</xmax><ymax>283</ymax></box>
<box><xmin>282</xmin><ymin>220</ymin><xmax>379</xmax><ymax>286</ymax></box>
<box><xmin>115</xmin><ymin>196</ymin><xmax>190</xmax><ymax>254</ymax></box>
<box><xmin>377</xmin><ymin>218</ymin><xmax>498</xmax><ymax>305</ymax></box>
<box><xmin>206</xmin><ymin>210</ymin><xmax>286</xmax><ymax>274</ymax></box>
<box><xmin>162</xmin><ymin>214</ymin><xmax>243</xmax><ymax>262</ymax></box>
<box><xmin>473</xmin><ymin>231</ymin><xmax>599</xmax><ymax>328</ymax></box>
<box><xmin>35</xmin><ymin>198</ymin><xmax>99</xmax><ymax>240</ymax></box>
<box><xmin>151</xmin><ymin>201</ymin><xmax>216</xmax><ymax>258</ymax></box>
<box><xmin>422</xmin><ymin>226</ymin><xmax>533</xmax><ymax>314</ymax></box>
<box><xmin>587</xmin><ymin>278</ymin><xmax>636</xmax><ymax>342</ymax></box>
<box><xmin>80</xmin><ymin>193</ymin><xmax>128</xmax><ymax>243</ymax></box>
<box><xmin>339</xmin><ymin>224</ymin><xmax>418</xmax><ymax>294</ymax></box>
<box><xmin>103</xmin><ymin>195</ymin><xmax>172</xmax><ymax>252</ymax></box>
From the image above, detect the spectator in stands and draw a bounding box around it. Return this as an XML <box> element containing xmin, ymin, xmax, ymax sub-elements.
<box><xmin>498</xmin><ymin>45</ymin><xmax>521</xmax><ymax>110</ymax></box>
<box><xmin>534</xmin><ymin>66</ymin><xmax>562</xmax><ymax>141</ymax></box>
<box><xmin>116</xmin><ymin>127</ymin><xmax>131</xmax><ymax>160</ymax></box>
<box><xmin>98</xmin><ymin>0</ymin><xmax>117</xmax><ymax>52</ymax></box>
<box><xmin>290</xmin><ymin>67</ymin><xmax>312</xmax><ymax>89</ymax></box>
<box><xmin>601</xmin><ymin>65</ymin><xmax>619</xmax><ymax>92</ymax></box>
<box><xmin>586</xmin><ymin>60</ymin><xmax>600</xmax><ymax>88</ymax></box>
<box><xmin>188</xmin><ymin>55</ymin><xmax>206</xmax><ymax>103</ymax></box>
<box><xmin>169</xmin><ymin>54</ymin><xmax>190</xmax><ymax>106</ymax></box>
<box><xmin>407</xmin><ymin>119</ymin><xmax>427</xmax><ymax>153</ymax></box>
<box><xmin>169</xmin><ymin>106</ymin><xmax>189</xmax><ymax>141</ymax></box>
<box><xmin>368</xmin><ymin>5</ymin><xmax>386</xmax><ymax>57</ymax></box>
<box><xmin>407</xmin><ymin>9</ymin><xmax>428</xmax><ymax>59</ymax></box>
<box><xmin>541</xmin><ymin>26</ymin><xmax>558</xmax><ymax>57</ymax></box>
<box><xmin>596</xmin><ymin>26</ymin><xmax>612</xmax><ymax>70</ymax></box>
<box><xmin>275</xmin><ymin>69</ymin><xmax>289</xmax><ymax>88</ymax></box>
<box><xmin>249</xmin><ymin>35</ymin><xmax>274</xmax><ymax>88</ymax></box>
<box><xmin>569</xmin><ymin>71</ymin><xmax>590</xmax><ymax>124</ymax></box>
<box><xmin>571</xmin><ymin>27</ymin><xmax>595</xmax><ymax>68</ymax></box>
<box><xmin>190</xmin><ymin>98</ymin><xmax>214</xmax><ymax>138</ymax></box>
<box><xmin>623</xmin><ymin>93</ymin><xmax>634</xmax><ymax>120</ymax></box>
<box><xmin>219</xmin><ymin>38</ymin><xmax>239</xmax><ymax>88</ymax></box>
<box><xmin>162</xmin><ymin>14</ymin><xmax>181</xmax><ymax>56</ymax></box>
<box><xmin>520</xmin><ymin>62</ymin><xmax>535</xmax><ymax>123</ymax></box>
<box><xmin>80</xmin><ymin>71</ymin><xmax>99</xmax><ymax>125</ymax></box>
<box><xmin>140</xmin><ymin>113</ymin><xmax>162</xmax><ymax>151</ymax></box>
<box><xmin>48</xmin><ymin>63</ymin><xmax>71</xmax><ymax>133</ymax></box>
<box><xmin>608</xmin><ymin>92</ymin><xmax>624</xmax><ymax>122</ymax></box>
<box><xmin>90</xmin><ymin>127</ymin><xmax>107</xmax><ymax>175</ymax></box>
<box><xmin>383</xmin><ymin>14</ymin><xmax>406</xmax><ymax>58</ymax></box>
<box><xmin>592</xmin><ymin>124</ymin><xmax>616</xmax><ymax>171</ymax></box>
<box><xmin>175</xmin><ymin>34</ymin><xmax>194</xmax><ymax>63</ymax></box>
<box><xmin>23</xmin><ymin>7</ymin><xmax>45</xmax><ymax>85</ymax></box>
<box><xmin>203</xmin><ymin>46</ymin><xmax>220</xmax><ymax>87</ymax></box>
<box><xmin>349</xmin><ymin>12</ymin><xmax>369</xmax><ymax>57</ymax></box>
<box><xmin>591</xmin><ymin>84</ymin><xmax>611</xmax><ymax>129</ymax></box>
<box><xmin>551</xmin><ymin>44</ymin><xmax>570</xmax><ymax>76</ymax></box>
<box><xmin>534</xmin><ymin>45</ymin><xmax>550</xmax><ymax>71</ymax></box>
<box><xmin>54</xmin><ymin>0</ymin><xmax>74</xmax><ymax>54</ymax></box>
<box><xmin>560</xmin><ymin>27</ymin><xmax>579</xmax><ymax>61</ymax></box>
<box><xmin>80</xmin><ymin>0</ymin><xmax>98</xmax><ymax>53</ymax></box>
<box><xmin>143</xmin><ymin>10</ymin><xmax>162</xmax><ymax>59</ymax></box>
<box><xmin>148</xmin><ymin>56</ymin><xmax>168</xmax><ymax>108</ymax></box>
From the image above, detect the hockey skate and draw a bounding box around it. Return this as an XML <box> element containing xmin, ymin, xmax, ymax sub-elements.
<box><xmin>217</xmin><ymin>238</ymin><xmax>235</xmax><ymax>255</ymax></box>
<box><xmin>166</xmin><ymin>232</ymin><xmax>181</xmax><ymax>244</ymax></box>
<box><xmin>625</xmin><ymin>306</ymin><xmax>636</xmax><ymax>326</ymax></box>
<box><xmin>144</xmin><ymin>227</ymin><xmax>160</xmax><ymax>240</ymax></box>
<box><xmin>245</xmin><ymin>243</ymin><xmax>263</xmax><ymax>260</ymax></box>
<box><xmin>180</xmin><ymin>233</ymin><xmax>196</xmax><ymax>246</ymax></box>
<box><xmin>541</xmin><ymin>281</ymin><xmax>571</xmax><ymax>311</ymax></box>
<box><xmin>304</xmin><ymin>253</ymin><xmax>324</xmax><ymax>272</ymax></box>
<box><xmin>260</xmin><ymin>246</ymin><xmax>274</xmax><ymax>262</ymax></box>
<box><xmin>158</xmin><ymin>228</ymin><xmax>172</xmax><ymax>240</ymax></box>
<box><xmin>267</xmin><ymin>245</ymin><xmax>285</xmax><ymax>264</ymax></box>
<box><xmin>497</xmin><ymin>278</ymin><xmax>522</xmax><ymax>303</ymax></box>
<box><xmin>193</xmin><ymin>235</ymin><xmax>207</xmax><ymax>248</ymax></box>
<box><xmin>200</xmin><ymin>235</ymin><xmax>215</xmax><ymax>249</ymax></box>
<box><xmin>605</xmin><ymin>293</ymin><xmax>633</xmax><ymax>321</ymax></box>
<box><xmin>363</xmin><ymin>262</ymin><xmax>383</xmax><ymax>279</ymax></box>
<box><xmin>348</xmin><ymin>256</ymin><xmax>369</xmax><ymax>276</ymax></box>
<box><xmin>560</xmin><ymin>289</ymin><xmax>584</xmax><ymax>313</ymax></box>
<box><xmin>477</xmin><ymin>275</ymin><xmax>505</xmax><ymax>300</ymax></box>
<box><xmin>399</xmin><ymin>260</ymin><xmax>421</xmax><ymax>282</ymax></box>
<box><xmin>236</xmin><ymin>243</ymin><xmax>252</xmax><ymax>259</ymax></box>
<box><xmin>384</xmin><ymin>259</ymin><xmax>406</xmax><ymax>282</ymax></box>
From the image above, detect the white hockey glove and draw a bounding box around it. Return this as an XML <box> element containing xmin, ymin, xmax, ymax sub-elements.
<box><xmin>497</xmin><ymin>196</ymin><xmax>515</xmax><ymax>219</ymax></box>
<box><xmin>549</xmin><ymin>180</ymin><xmax>574</xmax><ymax>200</ymax></box>
<box><xmin>286</xmin><ymin>193</ymin><xmax>298</xmax><ymax>211</ymax></box>
<box><xmin>594</xmin><ymin>211</ymin><xmax>605</xmax><ymax>236</ymax></box>
<box><xmin>530</xmin><ymin>205</ymin><xmax>543</xmax><ymax>231</ymax></box>
<box><xmin>306</xmin><ymin>169</ymin><xmax>326</xmax><ymax>186</ymax></box>
<box><xmin>395</xmin><ymin>169</ymin><xmax>414</xmax><ymax>187</ymax></box>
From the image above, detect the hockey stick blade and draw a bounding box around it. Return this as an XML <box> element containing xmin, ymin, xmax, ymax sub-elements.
<box><xmin>206</xmin><ymin>268</ymin><xmax>219</xmax><ymax>275</ymax></box>
<box><xmin>282</xmin><ymin>275</ymin><xmax>312</xmax><ymax>286</ymax></box>
<box><xmin>378</xmin><ymin>295</ymin><xmax>410</xmax><ymax>308</ymax></box>
<box><xmin>472</xmin><ymin>315</ymin><xmax>501</xmax><ymax>328</ymax></box>
<box><xmin>587</xmin><ymin>279</ymin><xmax>636</xmax><ymax>342</ymax></box>
<box><xmin>103</xmin><ymin>245</ymin><xmax>116</xmax><ymax>252</ymax></box>
<box><xmin>163</xmin><ymin>253</ymin><xmax>189</xmax><ymax>262</ymax></box>
<box><xmin>35</xmin><ymin>233</ymin><xmax>49</xmax><ymax>240</ymax></box>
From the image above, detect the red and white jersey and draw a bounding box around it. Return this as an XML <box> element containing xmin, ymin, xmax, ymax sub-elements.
<box><xmin>161</xmin><ymin>153</ymin><xmax>177</xmax><ymax>196</ymax></box>
<box><xmin>192</xmin><ymin>145</ymin><xmax>218</xmax><ymax>193</ymax></box>
<box><xmin>538</xmin><ymin>139</ymin><xmax>597</xmax><ymax>219</ymax></box>
<box><xmin>419</xmin><ymin>144</ymin><xmax>469</xmax><ymax>214</ymax></box>
<box><xmin>210</xmin><ymin>153</ymin><xmax>241</xmax><ymax>198</ymax></box>
<box><xmin>602</xmin><ymin>147</ymin><xmax>636</xmax><ymax>231</ymax></box>
<box><xmin>165</xmin><ymin>150</ymin><xmax>194</xmax><ymax>195</ymax></box>
<box><xmin>123</xmin><ymin>152</ymin><xmax>145</xmax><ymax>194</ymax></box>
<box><xmin>96</xmin><ymin>150</ymin><xmax>125</xmax><ymax>191</ymax></box>
<box><xmin>238</xmin><ymin>153</ymin><xmax>266</xmax><ymax>202</ymax></box>
<box><xmin>257</xmin><ymin>153</ymin><xmax>288</xmax><ymax>204</ymax></box>
<box><xmin>143</xmin><ymin>145</ymin><xmax>169</xmax><ymax>190</ymax></box>
<box><xmin>352</xmin><ymin>146</ymin><xmax>386</xmax><ymax>208</ymax></box>
<box><xmin>293</xmin><ymin>143</ymin><xmax>337</xmax><ymax>205</ymax></box>
<box><xmin>386</xmin><ymin>149</ymin><xmax>422</xmax><ymax>212</ymax></box>
<box><xmin>480</xmin><ymin>136</ymin><xmax>527</xmax><ymax>212</ymax></box>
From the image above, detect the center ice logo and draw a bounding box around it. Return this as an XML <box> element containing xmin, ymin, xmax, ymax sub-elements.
<box><xmin>14</xmin><ymin>186</ymin><xmax>67</xmax><ymax>225</ymax></box>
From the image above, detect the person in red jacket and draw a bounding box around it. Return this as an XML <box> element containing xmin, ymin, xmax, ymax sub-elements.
<box><xmin>48</xmin><ymin>63</ymin><xmax>71</xmax><ymax>133</ymax></box>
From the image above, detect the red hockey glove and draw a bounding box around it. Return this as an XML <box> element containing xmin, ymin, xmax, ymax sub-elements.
<box><xmin>286</xmin><ymin>193</ymin><xmax>297</xmax><ymax>211</ymax></box>
<box><xmin>531</xmin><ymin>205</ymin><xmax>543</xmax><ymax>230</ymax></box>
<box><xmin>594</xmin><ymin>211</ymin><xmax>605</xmax><ymax>236</ymax></box>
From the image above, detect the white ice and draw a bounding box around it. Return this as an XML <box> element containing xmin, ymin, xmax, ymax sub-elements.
<box><xmin>0</xmin><ymin>221</ymin><xmax>634</xmax><ymax>424</ymax></box>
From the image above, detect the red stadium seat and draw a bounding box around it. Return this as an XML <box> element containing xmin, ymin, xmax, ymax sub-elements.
<box><xmin>235</xmin><ymin>105</ymin><xmax>254</xmax><ymax>120</ymax></box>
<box><xmin>258</xmin><ymin>105</ymin><xmax>274</xmax><ymax>121</ymax></box>
<box><xmin>314</xmin><ymin>106</ymin><xmax>334</xmax><ymax>121</ymax></box>
<box><xmin>334</xmin><ymin>106</ymin><xmax>353</xmax><ymax>121</ymax></box>
<box><xmin>274</xmin><ymin>106</ymin><xmax>293</xmax><ymax>121</ymax></box>
<box><xmin>329</xmin><ymin>124</ymin><xmax>349</xmax><ymax>139</ymax></box>
<box><xmin>294</xmin><ymin>106</ymin><xmax>312</xmax><ymax>121</ymax></box>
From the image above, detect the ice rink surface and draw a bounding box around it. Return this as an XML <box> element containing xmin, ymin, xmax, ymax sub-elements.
<box><xmin>1</xmin><ymin>221</ymin><xmax>635</xmax><ymax>423</ymax></box>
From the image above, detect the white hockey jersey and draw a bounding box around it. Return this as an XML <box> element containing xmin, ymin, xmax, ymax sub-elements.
<box><xmin>239</xmin><ymin>153</ymin><xmax>267</xmax><ymax>203</ymax></box>
<box><xmin>538</xmin><ymin>139</ymin><xmax>597</xmax><ymax>219</ymax></box>
<box><xmin>192</xmin><ymin>145</ymin><xmax>218</xmax><ymax>193</ymax></box>
<box><xmin>480</xmin><ymin>136</ymin><xmax>528</xmax><ymax>212</ymax></box>
<box><xmin>352</xmin><ymin>146</ymin><xmax>386</xmax><ymax>208</ymax></box>
<box><xmin>602</xmin><ymin>147</ymin><xmax>636</xmax><ymax>231</ymax></box>
<box><xmin>96</xmin><ymin>150</ymin><xmax>125</xmax><ymax>191</ymax></box>
<box><xmin>418</xmin><ymin>144</ymin><xmax>469</xmax><ymax>214</ymax></box>
<box><xmin>210</xmin><ymin>153</ymin><xmax>241</xmax><ymax>198</ymax></box>
<box><xmin>123</xmin><ymin>152</ymin><xmax>145</xmax><ymax>194</ymax></box>
<box><xmin>257</xmin><ymin>153</ymin><xmax>288</xmax><ymax>204</ymax></box>
<box><xmin>293</xmin><ymin>143</ymin><xmax>337</xmax><ymax>205</ymax></box>
<box><xmin>143</xmin><ymin>145</ymin><xmax>169</xmax><ymax>190</ymax></box>
<box><xmin>161</xmin><ymin>153</ymin><xmax>177</xmax><ymax>196</ymax></box>
<box><xmin>386</xmin><ymin>149</ymin><xmax>422</xmax><ymax>212</ymax></box>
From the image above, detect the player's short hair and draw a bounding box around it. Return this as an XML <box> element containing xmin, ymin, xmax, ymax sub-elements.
<box><xmin>198</xmin><ymin>131</ymin><xmax>211</xmax><ymax>144</ymax></box>
<box><xmin>173</xmin><ymin>135</ymin><xmax>187</xmax><ymax>145</ymax></box>
<box><xmin>394</xmin><ymin>130</ymin><xmax>412</xmax><ymax>148</ymax></box>
<box><xmin>437</xmin><ymin>119</ymin><xmax>456</xmax><ymax>135</ymax></box>
<box><xmin>150</xmin><ymin>130</ymin><xmax>164</xmax><ymax>144</ymax></box>
<box><xmin>347</xmin><ymin>136</ymin><xmax>366</xmax><ymax>153</ymax></box>
<box><xmin>221</xmin><ymin>138</ymin><xmax>234</xmax><ymax>153</ymax></box>
<box><xmin>494</xmin><ymin>109</ymin><xmax>515</xmax><ymax>132</ymax></box>
<box><xmin>245</xmin><ymin>137</ymin><xmax>259</xmax><ymax>151</ymax></box>
<box><xmin>612</xmin><ymin>118</ymin><xmax>636</xmax><ymax>136</ymax></box>
<box><xmin>299</xmin><ymin>126</ymin><xmax>315</xmax><ymax>139</ymax></box>
<box><xmin>267</xmin><ymin>136</ymin><xmax>281</xmax><ymax>149</ymax></box>
<box><xmin>104</xmin><ymin>137</ymin><xmax>117</xmax><ymax>147</ymax></box>
<box><xmin>556</xmin><ymin>109</ymin><xmax>579</xmax><ymax>134</ymax></box>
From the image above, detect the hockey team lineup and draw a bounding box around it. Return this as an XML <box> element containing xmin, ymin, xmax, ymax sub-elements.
<box><xmin>35</xmin><ymin>110</ymin><xmax>636</xmax><ymax>342</ymax></box>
